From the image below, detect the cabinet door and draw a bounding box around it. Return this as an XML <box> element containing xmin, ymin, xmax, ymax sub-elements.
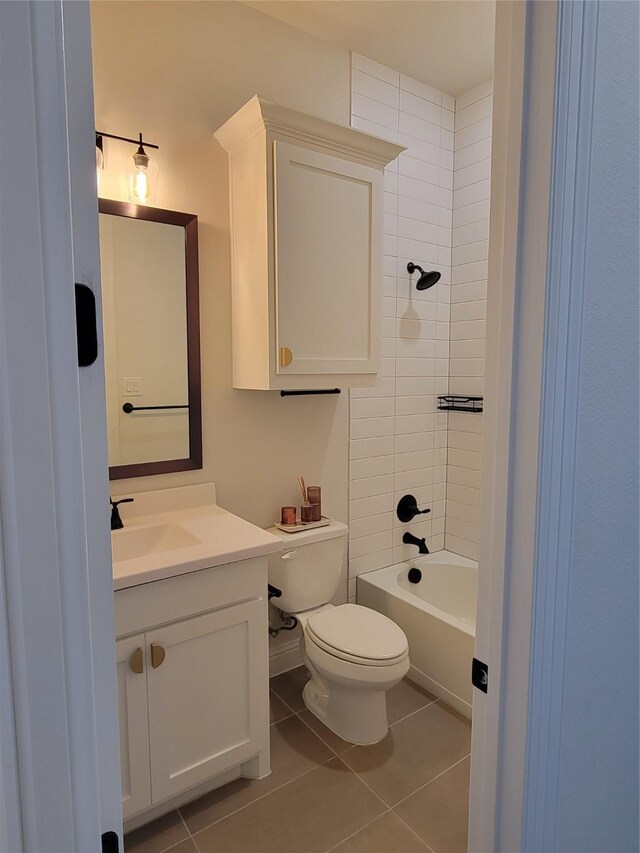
<box><xmin>146</xmin><ymin>599</ymin><xmax>268</xmax><ymax>803</ymax></box>
<box><xmin>273</xmin><ymin>140</ymin><xmax>381</xmax><ymax>376</ymax></box>
<box><xmin>116</xmin><ymin>634</ymin><xmax>152</xmax><ymax>819</ymax></box>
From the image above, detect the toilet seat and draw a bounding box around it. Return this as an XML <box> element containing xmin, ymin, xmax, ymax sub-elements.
<box><xmin>305</xmin><ymin>604</ymin><xmax>408</xmax><ymax>667</ymax></box>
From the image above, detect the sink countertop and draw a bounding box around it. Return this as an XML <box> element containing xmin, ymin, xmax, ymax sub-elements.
<box><xmin>111</xmin><ymin>484</ymin><xmax>282</xmax><ymax>591</ymax></box>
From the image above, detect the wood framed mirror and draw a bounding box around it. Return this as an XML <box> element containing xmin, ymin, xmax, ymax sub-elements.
<box><xmin>98</xmin><ymin>200</ymin><xmax>202</xmax><ymax>479</ymax></box>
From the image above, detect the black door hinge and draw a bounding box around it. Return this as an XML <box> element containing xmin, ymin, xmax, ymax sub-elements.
<box><xmin>101</xmin><ymin>830</ymin><xmax>119</xmax><ymax>853</ymax></box>
<box><xmin>75</xmin><ymin>283</ymin><xmax>98</xmax><ymax>367</ymax></box>
<box><xmin>472</xmin><ymin>657</ymin><xmax>488</xmax><ymax>693</ymax></box>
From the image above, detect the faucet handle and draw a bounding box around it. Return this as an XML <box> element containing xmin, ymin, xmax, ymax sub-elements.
<box><xmin>110</xmin><ymin>497</ymin><xmax>134</xmax><ymax>508</ymax></box>
<box><xmin>397</xmin><ymin>494</ymin><xmax>431</xmax><ymax>523</ymax></box>
<box><xmin>110</xmin><ymin>497</ymin><xmax>134</xmax><ymax>531</ymax></box>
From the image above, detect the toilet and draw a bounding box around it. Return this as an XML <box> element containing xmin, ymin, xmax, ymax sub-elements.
<box><xmin>268</xmin><ymin>521</ymin><xmax>409</xmax><ymax>745</ymax></box>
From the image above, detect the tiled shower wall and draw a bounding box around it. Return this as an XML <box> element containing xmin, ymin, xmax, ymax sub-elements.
<box><xmin>445</xmin><ymin>81</ymin><xmax>493</xmax><ymax>561</ymax></box>
<box><xmin>348</xmin><ymin>54</ymin><xmax>454</xmax><ymax>600</ymax></box>
<box><xmin>348</xmin><ymin>58</ymin><xmax>493</xmax><ymax>588</ymax></box>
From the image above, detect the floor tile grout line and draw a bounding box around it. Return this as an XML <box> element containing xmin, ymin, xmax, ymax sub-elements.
<box><xmin>183</xmin><ymin>754</ymin><xmax>338</xmax><ymax>839</ymax></box>
<box><xmin>392</xmin><ymin>750</ymin><xmax>472</xmax><ymax>811</ymax></box>
<box><xmin>323</xmin><ymin>807</ymin><xmax>393</xmax><ymax>853</ymax></box>
<box><xmin>294</xmin><ymin>709</ymin><xmax>342</xmax><ymax>756</ymax></box>
<box><xmin>391</xmin><ymin>808</ymin><xmax>436</xmax><ymax>851</ymax></box>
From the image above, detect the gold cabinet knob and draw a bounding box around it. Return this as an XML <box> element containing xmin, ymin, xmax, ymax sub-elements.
<box><xmin>280</xmin><ymin>346</ymin><xmax>293</xmax><ymax>367</ymax></box>
<box><xmin>150</xmin><ymin>643</ymin><xmax>166</xmax><ymax>669</ymax></box>
<box><xmin>129</xmin><ymin>647</ymin><xmax>144</xmax><ymax>675</ymax></box>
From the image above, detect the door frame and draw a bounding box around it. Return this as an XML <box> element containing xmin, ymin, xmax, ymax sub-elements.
<box><xmin>0</xmin><ymin>1</ymin><xmax>121</xmax><ymax>850</ymax></box>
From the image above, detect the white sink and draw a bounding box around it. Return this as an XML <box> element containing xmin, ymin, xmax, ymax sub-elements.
<box><xmin>111</xmin><ymin>523</ymin><xmax>201</xmax><ymax>563</ymax></box>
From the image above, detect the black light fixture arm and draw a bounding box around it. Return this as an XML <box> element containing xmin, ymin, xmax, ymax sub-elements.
<box><xmin>95</xmin><ymin>130</ymin><xmax>159</xmax><ymax>151</ymax></box>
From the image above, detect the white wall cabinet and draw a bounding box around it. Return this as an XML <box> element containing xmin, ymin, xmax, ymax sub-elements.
<box><xmin>215</xmin><ymin>97</ymin><xmax>403</xmax><ymax>390</ymax></box>
<box><xmin>115</xmin><ymin>557</ymin><xmax>270</xmax><ymax>825</ymax></box>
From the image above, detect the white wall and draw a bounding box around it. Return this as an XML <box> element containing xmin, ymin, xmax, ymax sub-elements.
<box><xmin>91</xmin><ymin>1</ymin><xmax>351</xmax><ymax>535</ymax></box>
<box><xmin>347</xmin><ymin>54</ymin><xmax>453</xmax><ymax>595</ymax></box>
<box><xmin>445</xmin><ymin>81</ymin><xmax>493</xmax><ymax>560</ymax></box>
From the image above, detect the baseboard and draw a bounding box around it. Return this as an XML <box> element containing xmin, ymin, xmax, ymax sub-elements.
<box><xmin>407</xmin><ymin>664</ymin><xmax>472</xmax><ymax>719</ymax></box>
<box><xmin>269</xmin><ymin>637</ymin><xmax>303</xmax><ymax>677</ymax></box>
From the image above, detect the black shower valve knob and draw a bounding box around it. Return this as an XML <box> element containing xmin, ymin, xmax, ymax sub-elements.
<box><xmin>396</xmin><ymin>494</ymin><xmax>431</xmax><ymax>523</ymax></box>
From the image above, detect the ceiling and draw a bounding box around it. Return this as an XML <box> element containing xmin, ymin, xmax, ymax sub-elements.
<box><xmin>241</xmin><ymin>1</ymin><xmax>495</xmax><ymax>96</ymax></box>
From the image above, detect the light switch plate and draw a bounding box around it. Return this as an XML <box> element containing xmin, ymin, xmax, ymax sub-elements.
<box><xmin>123</xmin><ymin>377</ymin><xmax>142</xmax><ymax>396</ymax></box>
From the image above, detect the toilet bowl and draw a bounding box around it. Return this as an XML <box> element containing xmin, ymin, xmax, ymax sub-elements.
<box><xmin>267</xmin><ymin>521</ymin><xmax>410</xmax><ymax>745</ymax></box>
<box><xmin>298</xmin><ymin>603</ymin><xmax>409</xmax><ymax>744</ymax></box>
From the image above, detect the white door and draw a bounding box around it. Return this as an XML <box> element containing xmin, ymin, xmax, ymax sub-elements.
<box><xmin>273</xmin><ymin>141</ymin><xmax>381</xmax><ymax>376</ymax></box>
<box><xmin>146</xmin><ymin>600</ymin><xmax>268</xmax><ymax>802</ymax></box>
<box><xmin>116</xmin><ymin>635</ymin><xmax>152</xmax><ymax>820</ymax></box>
<box><xmin>0</xmin><ymin>2</ymin><xmax>122</xmax><ymax>850</ymax></box>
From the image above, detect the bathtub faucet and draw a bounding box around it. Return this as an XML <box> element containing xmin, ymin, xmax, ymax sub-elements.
<box><xmin>402</xmin><ymin>532</ymin><xmax>429</xmax><ymax>554</ymax></box>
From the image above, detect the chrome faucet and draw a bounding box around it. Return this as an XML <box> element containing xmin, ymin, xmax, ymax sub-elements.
<box><xmin>402</xmin><ymin>531</ymin><xmax>429</xmax><ymax>554</ymax></box>
<box><xmin>110</xmin><ymin>497</ymin><xmax>134</xmax><ymax>530</ymax></box>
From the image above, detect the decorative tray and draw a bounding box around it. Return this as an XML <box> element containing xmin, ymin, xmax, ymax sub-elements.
<box><xmin>274</xmin><ymin>516</ymin><xmax>332</xmax><ymax>534</ymax></box>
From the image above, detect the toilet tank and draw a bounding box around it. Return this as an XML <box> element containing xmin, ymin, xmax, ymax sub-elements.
<box><xmin>267</xmin><ymin>521</ymin><xmax>348</xmax><ymax>614</ymax></box>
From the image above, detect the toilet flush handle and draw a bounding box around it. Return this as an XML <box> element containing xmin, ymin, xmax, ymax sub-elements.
<box><xmin>281</xmin><ymin>550</ymin><xmax>298</xmax><ymax>560</ymax></box>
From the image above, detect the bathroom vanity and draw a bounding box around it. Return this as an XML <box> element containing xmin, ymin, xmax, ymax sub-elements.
<box><xmin>111</xmin><ymin>485</ymin><xmax>281</xmax><ymax>829</ymax></box>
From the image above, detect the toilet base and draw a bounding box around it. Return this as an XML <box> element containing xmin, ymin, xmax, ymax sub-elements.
<box><xmin>303</xmin><ymin>675</ymin><xmax>389</xmax><ymax>745</ymax></box>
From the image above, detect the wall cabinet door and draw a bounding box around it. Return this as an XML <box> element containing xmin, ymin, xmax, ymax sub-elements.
<box><xmin>273</xmin><ymin>141</ymin><xmax>382</xmax><ymax>377</ymax></box>
<box><xmin>146</xmin><ymin>599</ymin><xmax>268</xmax><ymax>803</ymax></box>
<box><xmin>116</xmin><ymin>634</ymin><xmax>152</xmax><ymax>820</ymax></box>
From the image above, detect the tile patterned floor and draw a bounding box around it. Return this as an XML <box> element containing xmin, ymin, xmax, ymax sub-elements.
<box><xmin>125</xmin><ymin>668</ymin><xmax>471</xmax><ymax>853</ymax></box>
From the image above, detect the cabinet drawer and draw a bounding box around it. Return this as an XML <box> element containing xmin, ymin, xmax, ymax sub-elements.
<box><xmin>114</xmin><ymin>556</ymin><xmax>267</xmax><ymax>637</ymax></box>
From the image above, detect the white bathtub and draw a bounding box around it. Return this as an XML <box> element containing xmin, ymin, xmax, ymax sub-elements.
<box><xmin>357</xmin><ymin>550</ymin><xmax>477</xmax><ymax>718</ymax></box>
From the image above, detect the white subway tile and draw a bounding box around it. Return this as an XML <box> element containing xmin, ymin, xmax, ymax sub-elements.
<box><xmin>395</xmin><ymin>395</ymin><xmax>436</xmax><ymax>416</ymax></box>
<box><xmin>455</xmin><ymin>95</ymin><xmax>493</xmax><ymax>130</ymax></box>
<box><xmin>395</xmin><ymin>449</ymin><xmax>434</xmax><ymax>472</ymax></box>
<box><xmin>456</xmin><ymin>80</ymin><xmax>493</xmax><ymax>111</ymax></box>
<box><xmin>453</xmin><ymin>219</ymin><xmax>490</xmax><ymax>246</ymax></box>
<box><xmin>451</xmin><ymin>300</ymin><xmax>486</xmax><ymax>322</ymax></box>
<box><xmin>350</xmin><ymin>492</ymin><xmax>394</xmax><ymax>519</ymax></box>
<box><xmin>384</xmin><ymin>191</ymin><xmax>398</xmax><ymax>215</ymax></box>
<box><xmin>350</xmin><ymin>455</ymin><xmax>395</xmax><ymax>480</ymax></box>
<box><xmin>450</xmin><ymin>358</ymin><xmax>485</xmax><ymax>378</ymax></box>
<box><xmin>447</xmin><ymin>483</ymin><xmax>481</xmax><ymax>506</ymax></box>
<box><xmin>350</xmin><ymin>397</ymin><xmax>395</xmax><ymax>419</ymax></box>
<box><xmin>455</xmin><ymin>136</ymin><xmax>492</xmax><ymax>171</ymax></box>
<box><xmin>451</xmin><ymin>261</ymin><xmax>488</xmax><ymax>285</ymax></box>
<box><xmin>454</xmin><ymin>158</ymin><xmax>491</xmax><ymax>191</ymax></box>
<box><xmin>396</xmin><ymin>357</ymin><xmax>436</xmax><ymax>377</ymax></box>
<box><xmin>398</xmin><ymin>196</ymin><xmax>440</xmax><ymax>225</ymax></box>
<box><xmin>349</xmin><ymin>512</ymin><xmax>393</xmax><ymax>539</ymax></box>
<box><xmin>453</xmin><ymin>199</ymin><xmax>490</xmax><ymax>229</ymax></box>
<box><xmin>384</xmin><ymin>212</ymin><xmax>398</xmax><ymax>236</ymax></box>
<box><xmin>351</xmin><ymin>377</ymin><xmax>396</xmax><ymax>399</ymax></box>
<box><xmin>397</xmin><ymin>216</ymin><xmax>440</xmax><ymax>244</ymax></box>
<box><xmin>383</xmin><ymin>275</ymin><xmax>397</xmax><ymax>297</ymax></box>
<box><xmin>454</xmin><ymin>116</ymin><xmax>492</xmax><ymax>151</ymax></box>
<box><xmin>384</xmin><ymin>234</ymin><xmax>398</xmax><ymax>256</ymax></box>
<box><xmin>444</xmin><ymin>534</ymin><xmax>477</xmax><ymax>561</ymax></box>
<box><xmin>450</xmin><ymin>337</ymin><xmax>485</xmax><ymax>359</ymax></box>
<box><xmin>383</xmin><ymin>296</ymin><xmax>396</xmax><ymax>317</ymax></box>
<box><xmin>352</xmin><ymin>53</ymin><xmax>399</xmax><ymax>86</ymax></box>
<box><xmin>452</xmin><ymin>240</ymin><xmax>488</xmax><ymax>266</ymax></box>
<box><xmin>448</xmin><ymin>376</ymin><xmax>484</xmax><ymax>396</ymax></box>
<box><xmin>396</xmin><ymin>338</ymin><xmax>437</xmax><ymax>359</ymax></box>
<box><xmin>352</xmin><ymin>69</ymin><xmax>399</xmax><ymax>108</ymax></box>
<box><xmin>399</xmin><ymin>155</ymin><xmax>440</xmax><ymax>187</ymax></box>
<box><xmin>446</xmin><ymin>515</ymin><xmax>479</xmax><ymax>544</ymax></box>
<box><xmin>395</xmin><ymin>376</ymin><xmax>435</xmax><ymax>397</ymax></box>
<box><xmin>395</xmin><ymin>413</ymin><xmax>436</xmax><ymax>434</ymax></box>
<box><xmin>441</xmin><ymin>92</ymin><xmax>455</xmax><ymax>111</ymax></box>
<box><xmin>350</xmin><ymin>436</ymin><xmax>395</xmax><ymax>460</ymax></box>
<box><xmin>384</xmin><ymin>170</ymin><xmax>399</xmax><ymax>194</ymax></box>
<box><xmin>351</xmin><ymin>114</ymin><xmax>399</xmax><ymax>144</ymax></box>
<box><xmin>352</xmin><ymin>92</ymin><xmax>399</xmax><ymax>130</ymax></box>
<box><xmin>400</xmin><ymin>90</ymin><xmax>441</xmax><ymax>125</ymax></box>
<box><xmin>447</xmin><ymin>465</ymin><xmax>481</xmax><ymax>489</ymax></box>
<box><xmin>448</xmin><ymin>412</ymin><xmax>483</xmax><ymax>433</ymax></box>
<box><xmin>399</xmin><ymin>112</ymin><xmax>441</xmax><ymax>146</ymax></box>
<box><xmin>400</xmin><ymin>74</ymin><xmax>441</xmax><ymax>106</ymax></box>
<box><xmin>351</xmin><ymin>473</ymin><xmax>395</xmax><ymax>500</ymax></box>
<box><xmin>393</xmin><ymin>485</ymin><xmax>433</xmax><ymax>509</ymax></box>
<box><xmin>350</xmin><ymin>416</ymin><xmax>395</xmax><ymax>439</ymax></box>
<box><xmin>396</xmin><ymin>298</ymin><xmax>438</xmax><ymax>322</ymax></box>
<box><xmin>349</xmin><ymin>549</ymin><xmax>394</xmax><ymax>577</ymax></box>
<box><xmin>399</xmin><ymin>135</ymin><xmax>441</xmax><ymax>167</ymax></box>
<box><xmin>398</xmin><ymin>174</ymin><xmax>438</xmax><ymax>204</ymax></box>
<box><xmin>349</xmin><ymin>530</ymin><xmax>394</xmax><ymax>559</ymax></box>
<box><xmin>394</xmin><ymin>467</ymin><xmax>434</xmax><ymax>491</ymax></box>
<box><xmin>441</xmin><ymin>109</ymin><xmax>454</xmax><ymax>132</ymax></box>
<box><xmin>449</xmin><ymin>430</ymin><xmax>482</xmax><ymax>452</ymax></box>
<box><xmin>451</xmin><ymin>281</ymin><xmax>487</xmax><ymax>304</ymax></box>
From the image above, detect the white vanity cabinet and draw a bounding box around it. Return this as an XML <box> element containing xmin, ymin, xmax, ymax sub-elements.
<box><xmin>215</xmin><ymin>97</ymin><xmax>404</xmax><ymax>390</ymax></box>
<box><xmin>114</xmin><ymin>556</ymin><xmax>270</xmax><ymax>825</ymax></box>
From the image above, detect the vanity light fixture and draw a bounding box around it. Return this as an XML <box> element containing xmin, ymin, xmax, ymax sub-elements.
<box><xmin>94</xmin><ymin>130</ymin><xmax>160</xmax><ymax>203</ymax></box>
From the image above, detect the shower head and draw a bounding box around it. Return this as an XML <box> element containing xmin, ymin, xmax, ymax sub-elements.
<box><xmin>407</xmin><ymin>262</ymin><xmax>441</xmax><ymax>291</ymax></box>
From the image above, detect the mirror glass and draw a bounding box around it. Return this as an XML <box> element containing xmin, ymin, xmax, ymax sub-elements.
<box><xmin>98</xmin><ymin>200</ymin><xmax>201</xmax><ymax>479</ymax></box>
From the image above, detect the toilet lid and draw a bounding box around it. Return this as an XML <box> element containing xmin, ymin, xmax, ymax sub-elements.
<box><xmin>306</xmin><ymin>604</ymin><xmax>408</xmax><ymax>663</ymax></box>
